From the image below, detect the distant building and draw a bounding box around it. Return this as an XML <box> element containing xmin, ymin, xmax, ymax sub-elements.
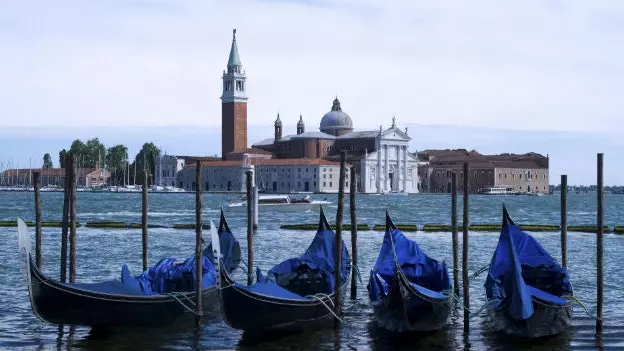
<box><xmin>0</xmin><ymin>168</ymin><xmax>111</xmax><ymax>188</ymax></box>
<box><xmin>165</xmin><ymin>29</ymin><xmax>422</xmax><ymax>194</ymax></box>
<box><xmin>176</xmin><ymin>155</ymin><xmax>350</xmax><ymax>193</ymax></box>
<box><xmin>170</xmin><ymin>29</ymin><xmax>548</xmax><ymax>195</ymax></box>
<box><xmin>416</xmin><ymin>150</ymin><xmax>550</xmax><ymax>194</ymax></box>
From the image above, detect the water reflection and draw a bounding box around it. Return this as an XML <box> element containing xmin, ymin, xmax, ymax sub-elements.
<box><xmin>367</xmin><ymin>320</ymin><xmax>456</xmax><ymax>351</ymax></box>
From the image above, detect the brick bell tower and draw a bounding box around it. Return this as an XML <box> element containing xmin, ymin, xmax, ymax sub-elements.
<box><xmin>221</xmin><ymin>28</ymin><xmax>248</xmax><ymax>160</ymax></box>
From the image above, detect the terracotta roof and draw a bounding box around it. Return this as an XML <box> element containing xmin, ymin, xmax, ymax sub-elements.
<box><xmin>226</xmin><ymin>148</ymin><xmax>274</xmax><ymax>156</ymax></box>
<box><xmin>194</xmin><ymin>158</ymin><xmax>343</xmax><ymax>168</ymax></box>
<box><xmin>418</xmin><ymin>149</ymin><xmax>482</xmax><ymax>157</ymax></box>
<box><xmin>175</xmin><ymin>156</ymin><xmax>221</xmax><ymax>162</ymax></box>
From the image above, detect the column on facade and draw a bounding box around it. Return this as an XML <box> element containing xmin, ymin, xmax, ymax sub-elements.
<box><xmin>403</xmin><ymin>145</ymin><xmax>408</xmax><ymax>192</ymax></box>
<box><xmin>396</xmin><ymin>145</ymin><xmax>401</xmax><ymax>192</ymax></box>
<box><xmin>384</xmin><ymin>145</ymin><xmax>389</xmax><ymax>191</ymax></box>
<box><xmin>376</xmin><ymin>142</ymin><xmax>382</xmax><ymax>193</ymax></box>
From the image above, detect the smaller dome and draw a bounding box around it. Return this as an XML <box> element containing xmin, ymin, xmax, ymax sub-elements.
<box><xmin>319</xmin><ymin>98</ymin><xmax>353</xmax><ymax>136</ymax></box>
<box><xmin>274</xmin><ymin>113</ymin><xmax>282</xmax><ymax>126</ymax></box>
<box><xmin>297</xmin><ymin>114</ymin><xmax>304</xmax><ymax>127</ymax></box>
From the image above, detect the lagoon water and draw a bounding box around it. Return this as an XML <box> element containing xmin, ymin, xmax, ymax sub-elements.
<box><xmin>0</xmin><ymin>191</ymin><xmax>622</xmax><ymax>350</ymax></box>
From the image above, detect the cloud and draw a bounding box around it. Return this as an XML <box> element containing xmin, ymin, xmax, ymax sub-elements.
<box><xmin>1</xmin><ymin>0</ymin><xmax>623</xmax><ymax>132</ymax></box>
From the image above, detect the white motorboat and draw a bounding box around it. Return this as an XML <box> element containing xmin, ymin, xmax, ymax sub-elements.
<box><xmin>227</xmin><ymin>194</ymin><xmax>331</xmax><ymax>210</ymax></box>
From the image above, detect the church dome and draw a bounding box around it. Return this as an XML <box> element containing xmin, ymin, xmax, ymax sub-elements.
<box><xmin>319</xmin><ymin>98</ymin><xmax>353</xmax><ymax>136</ymax></box>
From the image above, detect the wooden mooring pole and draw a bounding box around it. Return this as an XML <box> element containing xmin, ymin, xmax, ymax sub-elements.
<box><xmin>69</xmin><ymin>154</ymin><xmax>77</xmax><ymax>283</ymax></box>
<box><xmin>462</xmin><ymin>162</ymin><xmax>470</xmax><ymax>332</ymax></box>
<box><xmin>60</xmin><ymin>155</ymin><xmax>70</xmax><ymax>283</ymax></box>
<box><xmin>349</xmin><ymin>165</ymin><xmax>358</xmax><ymax>300</ymax></box>
<box><xmin>253</xmin><ymin>185</ymin><xmax>259</xmax><ymax>231</ymax></box>
<box><xmin>451</xmin><ymin>172</ymin><xmax>459</xmax><ymax>298</ymax></box>
<box><xmin>560</xmin><ymin>174</ymin><xmax>567</xmax><ymax>268</ymax></box>
<box><xmin>334</xmin><ymin>151</ymin><xmax>346</xmax><ymax>327</ymax></box>
<box><xmin>194</xmin><ymin>161</ymin><xmax>203</xmax><ymax>324</ymax></box>
<box><xmin>596</xmin><ymin>153</ymin><xmax>604</xmax><ymax>333</ymax></box>
<box><xmin>246</xmin><ymin>171</ymin><xmax>254</xmax><ymax>286</ymax></box>
<box><xmin>34</xmin><ymin>171</ymin><xmax>42</xmax><ymax>270</ymax></box>
<box><xmin>142</xmin><ymin>167</ymin><xmax>149</xmax><ymax>271</ymax></box>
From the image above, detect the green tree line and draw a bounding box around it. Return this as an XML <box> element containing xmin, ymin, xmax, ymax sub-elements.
<box><xmin>49</xmin><ymin>138</ymin><xmax>161</xmax><ymax>186</ymax></box>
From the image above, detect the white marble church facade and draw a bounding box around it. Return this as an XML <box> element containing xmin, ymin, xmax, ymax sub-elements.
<box><xmin>359</xmin><ymin>124</ymin><xmax>422</xmax><ymax>194</ymax></box>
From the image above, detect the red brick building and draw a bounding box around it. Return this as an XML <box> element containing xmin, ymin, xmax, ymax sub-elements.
<box><xmin>416</xmin><ymin>149</ymin><xmax>550</xmax><ymax>194</ymax></box>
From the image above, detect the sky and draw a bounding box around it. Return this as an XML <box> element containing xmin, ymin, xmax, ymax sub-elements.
<box><xmin>1</xmin><ymin>0</ymin><xmax>623</xmax><ymax>184</ymax></box>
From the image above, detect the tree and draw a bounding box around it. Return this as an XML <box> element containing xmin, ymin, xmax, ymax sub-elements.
<box><xmin>133</xmin><ymin>142</ymin><xmax>161</xmax><ymax>185</ymax></box>
<box><xmin>67</xmin><ymin>138</ymin><xmax>106</xmax><ymax>168</ymax></box>
<box><xmin>105</xmin><ymin>144</ymin><xmax>128</xmax><ymax>185</ymax></box>
<box><xmin>59</xmin><ymin>149</ymin><xmax>68</xmax><ymax>168</ymax></box>
<box><xmin>43</xmin><ymin>153</ymin><xmax>53</xmax><ymax>168</ymax></box>
<box><xmin>85</xmin><ymin>138</ymin><xmax>107</xmax><ymax>168</ymax></box>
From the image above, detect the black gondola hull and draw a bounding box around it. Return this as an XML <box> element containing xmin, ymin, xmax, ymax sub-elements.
<box><xmin>371</xmin><ymin>273</ymin><xmax>452</xmax><ymax>333</ymax></box>
<box><xmin>219</xmin><ymin>268</ymin><xmax>347</xmax><ymax>333</ymax></box>
<box><xmin>28</xmin><ymin>259</ymin><xmax>220</xmax><ymax>329</ymax></box>
<box><xmin>486</xmin><ymin>299</ymin><xmax>573</xmax><ymax>338</ymax></box>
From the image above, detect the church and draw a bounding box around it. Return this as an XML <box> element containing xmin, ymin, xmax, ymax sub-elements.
<box><xmin>169</xmin><ymin>29</ymin><xmax>423</xmax><ymax>194</ymax></box>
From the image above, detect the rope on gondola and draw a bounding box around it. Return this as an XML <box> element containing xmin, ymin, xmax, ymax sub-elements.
<box><xmin>469</xmin><ymin>264</ymin><xmax>490</xmax><ymax>280</ymax></box>
<box><xmin>305</xmin><ymin>294</ymin><xmax>342</xmax><ymax>322</ymax></box>
<box><xmin>351</xmin><ymin>263</ymin><xmax>363</xmax><ymax>285</ymax></box>
<box><xmin>166</xmin><ymin>292</ymin><xmax>202</xmax><ymax>317</ymax></box>
<box><xmin>533</xmin><ymin>295</ymin><xmax>601</xmax><ymax>320</ymax></box>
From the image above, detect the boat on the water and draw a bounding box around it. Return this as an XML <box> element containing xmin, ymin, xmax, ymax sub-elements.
<box><xmin>481</xmin><ymin>187</ymin><xmax>516</xmax><ymax>195</ymax></box>
<box><xmin>484</xmin><ymin>205</ymin><xmax>573</xmax><ymax>338</ymax></box>
<box><xmin>217</xmin><ymin>206</ymin><xmax>350</xmax><ymax>334</ymax></box>
<box><xmin>17</xmin><ymin>210</ymin><xmax>241</xmax><ymax>329</ymax></box>
<box><xmin>367</xmin><ymin>211</ymin><xmax>452</xmax><ymax>332</ymax></box>
<box><xmin>227</xmin><ymin>194</ymin><xmax>331</xmax><ymax>209</ymax></box>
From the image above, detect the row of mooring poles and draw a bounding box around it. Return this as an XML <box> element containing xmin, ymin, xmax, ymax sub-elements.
<box><xmin>334</xmin><ymin>151</ymin><xmax>347</xmax><ymax>328</ymax></box>
<box><xmin>69</xmin><ymin>155</ymin><xmax>77</xmax><ymax>283</ymax></box>
<box><xmin>246</xmin><ymin>170</ymin><xmax>254</xmax><ymax>286</ymax></box>
<box><xmin>349</xmin><ymin>164</ymin><xmax>358</xmax><ymax>300</ymax></box>
<box><xmin>461</xmin><ymin>162</ymin><xmax>470</xmax><ymax>333</ymax></box>
<box><xmin>194</xmin><ymin>160</ymin><xmax>203</xmax><ymax>326</ymax></box>
<box><xmin>560</xmin><ymin>174</ymin><xmax>567</xmax><ymax>269</ymax></box>
<box><xmin>142</xmin><ymin>165</ymin><xmax>149</xmax><ymax>271</ymax></box>
<box><xmin>451</xmin><ymin>172</ymin><xmax>459</xmax><ymax>298</ymax></box>
<box><xmin>596</xmin><ymin>153</ymin><xmax>604</xmax><ymax>333</ymax></box>
<box><xmin>34</xmin><ymin>171</ymin><xmax>42</xmax><ymax>269</ymax></box>
<box><xmin>449</xmin><ymin>164</ymin><xmax>470</xmax><ymax>332</ymax></box>
<box><xmin>59</xmin><ymin>155</ymin><xmax>71</xmax><ymax>282</ymax></box>
<box><xmin>58</xmin><ymin>153</ymin><xmax>77</xmax><ymax>283</ymax></box>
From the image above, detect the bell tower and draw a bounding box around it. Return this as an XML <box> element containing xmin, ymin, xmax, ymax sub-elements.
<box><xmin>221</xmin><ymin>28</ymin><xmax>248</xmax><ymax>160</ymax></box>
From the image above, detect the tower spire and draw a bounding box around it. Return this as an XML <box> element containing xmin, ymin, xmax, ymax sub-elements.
<box><xmin>228</xmin><ymin>28</ymin><xmax>241</xmax><ymax>67</ymax></box>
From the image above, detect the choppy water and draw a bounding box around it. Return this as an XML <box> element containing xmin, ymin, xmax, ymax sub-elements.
<box><xmin>0</xmin><ymin>191</ymin><xmax>622</xmax><ymax>350</ymax></box>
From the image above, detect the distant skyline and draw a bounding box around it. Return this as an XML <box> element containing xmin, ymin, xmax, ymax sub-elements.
<box><xmin>0</xmin><ymin>124</ymin><xmax>620</xmax><ymax>186</ymax></box>
<box><xmin>1</xmin><ymin>1</ymin><xmax>623</xmax><ymax>133</ymax></box>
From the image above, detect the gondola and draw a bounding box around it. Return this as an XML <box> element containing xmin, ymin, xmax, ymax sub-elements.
<box><xmin>367</xmin><ymin>211</ymin><xmax>452</xmax><ymax>332</ymax></box>
<box><xmin>217</xmin><ymin>207</ymin><xmax>350</xmax><ymax>333</ymax></box>
<box><xmin>484</xmin><ymin>205</ymin><xmax>573</xmax><ymax>338</ymax></box>
<box><xmin>17</xmin><ymin>210</ymin><xmax>241</xmax><ymax>329</ymax></box>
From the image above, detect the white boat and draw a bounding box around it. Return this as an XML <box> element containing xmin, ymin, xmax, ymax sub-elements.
<box><xmin>227</xmin><ymin>194</ymin><xmax>331</xmax><ymax>209</ymax></box>
<box><xmin>481</xmin><ymin>187</ymin><xmax>515</xmax><ymax>195</ymax></box>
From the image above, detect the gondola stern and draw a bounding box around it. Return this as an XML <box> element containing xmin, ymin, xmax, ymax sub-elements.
<box><xmin>318</xmin><ymin>206</ymin><xmax>332</xmax><ymax>232</ymax></box>
<box><xmin>16</xmin><ymin>218</ymin><xmax>46</xmax><ymax>324</ymax></box>
<box><xmin>219</xmin><ymin>209</ymin><xmax>233</xmax><ymax>234</ymax></box>
<box><xmin>385</xmin><ymin>210</ymin><xmax>398</xmax><ymax>232</ymax></box>
<box><xmin>502</xmin><ymin>203</ymin><xmax>515</xmax><ymax>227</ymax></box>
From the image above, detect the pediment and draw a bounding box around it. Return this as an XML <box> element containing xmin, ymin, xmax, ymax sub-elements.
<box><xmin>380</xmin><ymin>126</ymin><xmax>411</xmax><ymax>141</ymax></box>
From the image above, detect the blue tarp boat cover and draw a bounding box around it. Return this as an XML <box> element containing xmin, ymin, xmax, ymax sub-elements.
<box><xmin>118</xmin><ymin>228</ymin><xmax>240</xmax><ymax>296</ymax></box>
<box><xmin>368</xmin><ymin>226</ymin><xmax>451</xmax><ymax>302</ymax></box>
<box><xmin>265</xmin><ymin>223</ymin><xmax>350</xmax><ymax>292</ymax></box>
<box><xmin>240</xmin><ymin>220</ymin><xmax>350</xmax><ymax>300</ymax></box>
<box><xmin>485</xmin><ymin>208</ymin><xmax>572</xmax><ymax>320</ymax></box>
